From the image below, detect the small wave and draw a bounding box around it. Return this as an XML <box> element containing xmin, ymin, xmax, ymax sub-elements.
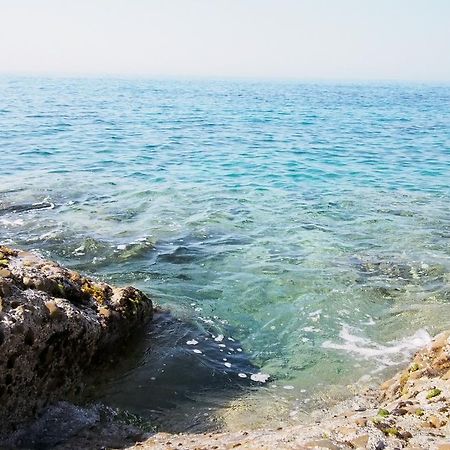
<box><xmin>322</xmin><ymin>325</ymin><xmax>431</xmax><ymax>367</ymax></box>
<box><xmin>0</xmin><ymin>218</ymin><xmax>24</xmax><ymax>226</ymax></box>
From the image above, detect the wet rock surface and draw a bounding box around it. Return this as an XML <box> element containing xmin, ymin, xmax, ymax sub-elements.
<box><xmin>0</xmin><ymin>245</ymin><xmax>153</xmax><ymax>436</ymax></box>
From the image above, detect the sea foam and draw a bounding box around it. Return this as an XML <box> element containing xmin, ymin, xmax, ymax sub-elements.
<box><xmin>322</xmin><ymin>325</ymin><xmax>432</xmax><ymax>368</ymax></box>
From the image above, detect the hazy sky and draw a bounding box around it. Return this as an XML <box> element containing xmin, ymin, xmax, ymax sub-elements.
<box><xmin>1</xmin><ymin>0</ymin><xmax>449</xmax><ymax>81</ymax></box>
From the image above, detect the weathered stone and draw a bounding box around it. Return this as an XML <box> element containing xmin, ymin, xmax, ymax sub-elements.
<box><xmin>354</xmin><ymin>418</ymin><xmax>367</xmax><ymax>427</ymax></box>
<box><xmin>428</xmin><ymin>415</ymin><xmax>446</xmax><ymax>428</ymax></box>
<box><xmin>0</xmin><ymin>246</ymin><xmax>153</xmax><ymax>434</ymax></box>
<box><xmin>305</xmin><ymin>439</ymin><xmax>341</xmax><ymax>449</ymax></box>
<box><xmin>0</xmin><ymin>268</ymin><xmax>11</xmax><ymax>278</ymax></box>
<box><xmin>351</xmin><ymin>434</ymin><xmax>369</xmax><ymax>448</ymax></box>
<box><xmin>44</xmin><ymin>300</ymin><xmax>62</xmax><ymax>319</ymax></box>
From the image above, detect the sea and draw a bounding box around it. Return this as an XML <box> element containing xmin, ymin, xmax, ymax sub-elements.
<box><xmin>1</xmin><ymin>77</ymin><xmax>450</xmax><ymax>431</ymax></box>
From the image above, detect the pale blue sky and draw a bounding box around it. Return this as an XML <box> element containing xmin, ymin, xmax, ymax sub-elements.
<box><xmin>1</xmin><ymin>0</ymin><xmax>449</xmax><ymax>81</ymax></box>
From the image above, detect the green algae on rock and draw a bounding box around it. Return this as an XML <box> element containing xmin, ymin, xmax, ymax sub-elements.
<box><xmin>0</xmin><ymin>246</ymin><xmax>153</xmax><ymax>434</ymax></box>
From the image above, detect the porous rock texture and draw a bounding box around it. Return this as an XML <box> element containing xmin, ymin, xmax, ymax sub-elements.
<box><xmin>0</xmin><ymin>245</ymin><xmax>153</xmax><ymax>435</ymax></box>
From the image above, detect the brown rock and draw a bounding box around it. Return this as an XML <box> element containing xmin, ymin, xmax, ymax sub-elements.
<box><xmin>305</xmin><ymin>439</ymin><xmax>340</xmax><ymax>449</ymax></box>
<box><xmin>336</xmin><ymin>426</ymin><xmax>356</xmax><ymax>436</ymax></box>
<box><xmin>0</xmin><ymin>268</ymin><xmax>11</xmax><ymax>278</ymax></box>
<box><xmin>431</xmin><ymin>332</ymin><xmax>450</xmax><ymax>351</ymax></box>
<box><xmin>44</xmin><ymin>300</ymin><xmax>61</xmax><ymax>318</ymax></box>
<box><xmin>429</xmin><ymin>415</ymin><xmax>446</xmax><ymax>428</ymax></box>
<box><xmin>351</xmin><ymin>435</ymin><xmax>369</xmax><ymax>448</ymax></box>
<box><xmin>391</xmin><ymin>408</ymin><xmax>408</xmax><ymax>416</ymax></box>
<box><xmin>99</xmin><ymin>306</ymin><xmax>112</xmax><ymax>318</ymax></box>
<box><xmin>354</xmin><ymin>418</ymin><xmax>367</xmax><ymax>427</ymax></box>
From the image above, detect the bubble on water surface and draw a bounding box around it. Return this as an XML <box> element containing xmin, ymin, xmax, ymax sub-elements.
<box><xmin>250</xmin><ymin>373</ymin><xmax>270</xmax><ymax>383</ymax></box>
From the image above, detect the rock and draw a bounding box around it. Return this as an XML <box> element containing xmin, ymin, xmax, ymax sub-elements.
<box><xmin>0</xmin><ymin>246</ymin><xmax>153</xmax><ymax>434</ymax></box>
<box><xmin>354</xmin><ymin>418</ymin><xmax>367</xmax><ymax>427</ymax></box>
<box><xmin>373</xmin><ymin>440</ymin><xmax>386</xmax><ymax>450</ymax></box>
<box><xmin>305</xmin><ymin>439</ymin><xmax>341</xmax><ymax>449</ymax></box>
<box><xmin>391</xmin><ymin>408</ymin><xmax>408</xmax><ymax>416</ymax></box>
<box><xmin>428</xmin><ymin>415</ymin><xmax>446</xmax><ymax>428</ymax></box>
<box><xmin>336</xmin><ymin>426</ymin><xmax>356</xmax><ymax>436</ymax></box>
<box><xmin>0</xmin><ymin>268</ymin><xmax>11</xmax><ymax>278</ymax></box>
<box><xmin>351</xmin><ymin>434</ymin><xmax>369</xmax><ymax>448</ymax></box>
<box><xmin>44</xmin><ymin>300</ymin><xmax>62</xmax><ymax>318</ymax></box>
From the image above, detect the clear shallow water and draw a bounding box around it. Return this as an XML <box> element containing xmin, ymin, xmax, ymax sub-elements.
<box><xmin>1</xmin><ymin>77</ymin><xmax>450</xmax><ymax>430</ymax></box>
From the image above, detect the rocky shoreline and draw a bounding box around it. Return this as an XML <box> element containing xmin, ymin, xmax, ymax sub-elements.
<box><xmin>131</xmin><ymin>330</ymin><xmax>450</xmax><ymax>449</ymax></box>
<box><xmin>1</xmin><ymin>246</ymin><xmax>449</xmax><ymax>449</ymax></box>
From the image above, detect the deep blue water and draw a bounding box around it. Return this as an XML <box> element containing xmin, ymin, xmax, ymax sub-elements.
<box><xmin>1</xmin><ymin>77</ymin><xmax>450</xmax><ymax>429</ymax></box>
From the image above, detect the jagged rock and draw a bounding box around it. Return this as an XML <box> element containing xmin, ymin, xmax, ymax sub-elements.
<box><xmin>0</xmin><ymin>246</ymin><xmax>153</xmax><ymax>434</ymax></box>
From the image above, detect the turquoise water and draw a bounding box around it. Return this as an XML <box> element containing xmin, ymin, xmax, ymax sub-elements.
<box><xmin>1</xmin><ymin>77</ymin><xmax>450</xmax><ymax>430</ymax></box>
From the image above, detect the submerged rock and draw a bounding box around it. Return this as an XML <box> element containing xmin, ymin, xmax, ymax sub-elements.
<box><xmin>0</xmin><ymin>201</ymin><xmax>55</xmax><ymax>215</ymax></box>
<box><xmin>0</xmin><ymin>245</ymin><xmax>153</xmax><ymax>435</ymax></box>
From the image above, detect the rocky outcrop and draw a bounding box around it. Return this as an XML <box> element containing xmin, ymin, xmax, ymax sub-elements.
<box><xmin>0</xmin><ymin>246</ymin><xmax>153</xmax><ymax>434</ymax></box>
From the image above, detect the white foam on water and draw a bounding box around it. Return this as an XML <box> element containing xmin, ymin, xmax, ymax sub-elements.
<box><xmin>73</xmin><ymin>245</ymin><xmax>85</xmax><ymax>255</ymax></box>
<box><xmin>322</xmin><ymin>325</ymin><xmax>432</xmax><ymax>367</ymax></box>
<box><xmin>250</xmin><ymin>373</ymin><xmax>270</xmax><ymax>383</ymax></box>
<box><xmin>0</xmin><ymin>218</ymin><xmax>24</xmax><ymax>226</ymax></box>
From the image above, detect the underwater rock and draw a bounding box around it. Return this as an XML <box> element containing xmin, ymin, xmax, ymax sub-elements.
<box><xmin>0</xmin><ymin>201</ymin><xmax>54</xmax><ymax>215</ymax></box>
<box><xmin>0</xmin><ymin>245</ymin><xmax>153</xmax><ymax>435</ymax></box>
<box><xmin>0</xmin><ymin>401</ymin><xmax>145</xmax><ymax>450</ymax></box>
